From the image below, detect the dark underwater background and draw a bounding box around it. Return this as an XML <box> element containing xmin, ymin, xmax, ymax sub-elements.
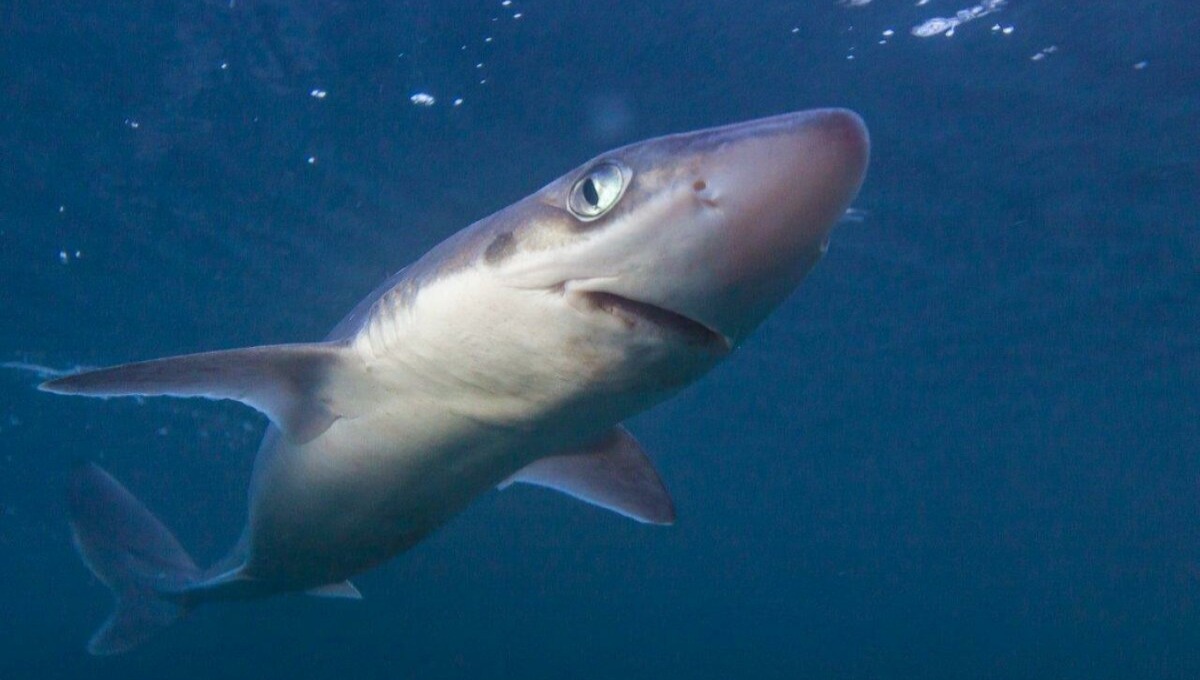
<box><xmin>2</xmin><ymin>1</ymin><xmax>1198</xmax><ymax>677</ymax></box>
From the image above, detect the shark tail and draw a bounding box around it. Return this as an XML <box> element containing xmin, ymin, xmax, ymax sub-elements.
<box><xmin>68</xmin><ymin>461</ymin><xmax>203</xmax><ymax>655</ymax></box>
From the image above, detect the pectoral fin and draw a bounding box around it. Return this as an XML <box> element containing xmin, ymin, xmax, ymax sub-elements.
<box><xmin>307</xmin><ymin>580</ymin><xmax>363</xmax><ymax>600</ymax></box>
<box><xmin>502</xmin><ymin>426</ymin><xmax>675</xmax><ymax>525</ymax></box>
<box><xmin>40</xmin><ymin>343</ymin><xmax>352</xmax><ymax>445</ymax></box>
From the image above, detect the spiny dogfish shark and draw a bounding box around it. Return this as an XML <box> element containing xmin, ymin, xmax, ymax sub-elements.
<box><xmin>42</xmin><ymin>109</ymin><xmax>869</xmax><ymax>655</ymax></box>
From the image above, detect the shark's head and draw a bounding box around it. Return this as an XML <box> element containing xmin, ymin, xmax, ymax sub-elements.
<box><xmin>485</xmin><ymin>109</ymin><xmax>869</xmax><ymax>351</ymax></box>
<box><xmin>378</xmin><ymin>109</ymin><xmax>869</xmax><ymax>416</ymax></box>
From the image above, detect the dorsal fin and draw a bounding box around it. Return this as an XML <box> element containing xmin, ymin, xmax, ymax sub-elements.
<box><xmin>501</xmin><ymin>426</ymin><xmax>676</xmax><ymax>525</ymax></box>
<box><xmin>40</xmin><ymin>343</ymin><xmax>353</xmax><ymax>445</ymax></box>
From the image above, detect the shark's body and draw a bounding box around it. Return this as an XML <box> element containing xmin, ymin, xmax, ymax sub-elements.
<box><xmin>47</xmin><ymin>109</ymin><xmax>869</xmax><ymax>654</ymax></box>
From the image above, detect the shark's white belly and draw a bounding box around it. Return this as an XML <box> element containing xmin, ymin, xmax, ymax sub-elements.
<box><xmin>241</xmin><ymin>400</ymin><xmax>535</xmax><ymax>588</ymax></box>
<box><xmin>238</xmin><ymin>270</ymin><xmax>717</xmax><ymax>589</ymax></box>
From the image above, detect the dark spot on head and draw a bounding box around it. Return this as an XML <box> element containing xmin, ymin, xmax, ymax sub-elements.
<box><xmin>484</xmin><ymin>231</ymin><xmax>516</xmax><ymax>264</ymax></box>
<box><xmin>693</xmin><ymin>180</ymin><xmax>707</xmax><ymax>192</ymax></box>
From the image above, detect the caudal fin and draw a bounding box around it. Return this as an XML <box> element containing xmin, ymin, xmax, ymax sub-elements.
<box><xmin>68</xmin><ymin>462</ymin><xmax>202</xmax><ymax>655</ymax></box>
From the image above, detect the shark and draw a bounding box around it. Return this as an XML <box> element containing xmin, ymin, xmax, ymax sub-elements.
<box><xmin>42</xmin><ymin>108</ymin><xmax>869</xmax><ymax>654</ymax></box>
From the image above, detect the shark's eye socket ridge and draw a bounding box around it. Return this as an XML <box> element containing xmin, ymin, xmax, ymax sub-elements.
<box><xmin>568</xmin><ymin>161</ymin><xmax>629</xmax><ymax>221</ymax></box>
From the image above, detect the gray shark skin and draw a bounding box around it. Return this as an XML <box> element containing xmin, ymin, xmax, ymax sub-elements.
<box><xmin>42</xmin><ymin>109</ymin><xmax>869</xmax><ymax>655</ymax></box>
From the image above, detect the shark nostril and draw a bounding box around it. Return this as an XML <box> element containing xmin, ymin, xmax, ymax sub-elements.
<box><xmin>693</xmin><ymin>179</ymin><xmax>719</xmax><ymax>208</ymax></box>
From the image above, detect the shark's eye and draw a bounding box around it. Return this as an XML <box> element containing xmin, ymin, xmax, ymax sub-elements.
<box><xmin>568</xmin><ymin>162</ymin><xmax>628</xmax><ymax>221</ymax></box>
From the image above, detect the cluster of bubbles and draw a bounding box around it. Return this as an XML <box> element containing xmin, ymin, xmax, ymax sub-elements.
<box><xmin>827</xmin><ymin>0</ymin><xmax>1015</xmax><ymax>63</ymax></box>
<box><xmin>404</xmin><ymin>1</ymin><xmax>526</xmax><ymax>111</ymax></box>
<box><xmin>832</xmin><ymin>0</ymin><xmax>1145</xmax><ymax>70</ymax></box>
<box><xmin>911</xmin><ymin>0</ymin><xmax>1008</xmax><ymax>38</ymax></box>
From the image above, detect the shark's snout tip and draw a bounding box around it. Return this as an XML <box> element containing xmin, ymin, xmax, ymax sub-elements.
<box><xmin>807</xmin><ymin>108</ymin><xmax>870</xmax><ymax>159</ymax></box>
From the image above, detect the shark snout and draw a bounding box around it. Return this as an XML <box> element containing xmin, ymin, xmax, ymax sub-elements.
<box><xmin>702</xmin><ymin>108</ymin><xmax>868</xmax><ymax>234</ymax></box>
<box><xmin>807</xmin><ymin>108</ymin><xmax>871</xmax><ymax>163</ymax></box>
<box><xmin>683</xmin><ymin>109</ymin><xmax>870</xmax><ymax>343</ymax></box>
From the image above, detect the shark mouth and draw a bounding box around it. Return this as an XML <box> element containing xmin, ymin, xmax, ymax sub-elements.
<box><xmin>579</xmin><ymin>291</ymin><xmax>731</xmax><ymax>352</ymax></box>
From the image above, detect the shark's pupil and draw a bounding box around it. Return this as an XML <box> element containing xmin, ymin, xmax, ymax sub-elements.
<box><xmin>582</xmin><ymin>178</ymin><xmax>600</xmax><ymax>206</ymax></box>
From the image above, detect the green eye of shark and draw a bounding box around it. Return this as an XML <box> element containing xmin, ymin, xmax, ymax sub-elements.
<box><xmin>568</xmin><ymin>161</ymin><xmax>629</xmax><ymax>221</ymax></box>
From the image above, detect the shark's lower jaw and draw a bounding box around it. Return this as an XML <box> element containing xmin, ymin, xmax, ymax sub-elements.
<box><xmin>579</xmin><ymin>291</ymin><xmax>732</xmax><ymax>353</ymax></box>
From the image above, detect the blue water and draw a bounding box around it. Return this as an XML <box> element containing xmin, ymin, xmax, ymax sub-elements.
<box><xmin>2</xmin><ymin>1</ymin><xmax>1198</xmax><ymax>677</ymax></box>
